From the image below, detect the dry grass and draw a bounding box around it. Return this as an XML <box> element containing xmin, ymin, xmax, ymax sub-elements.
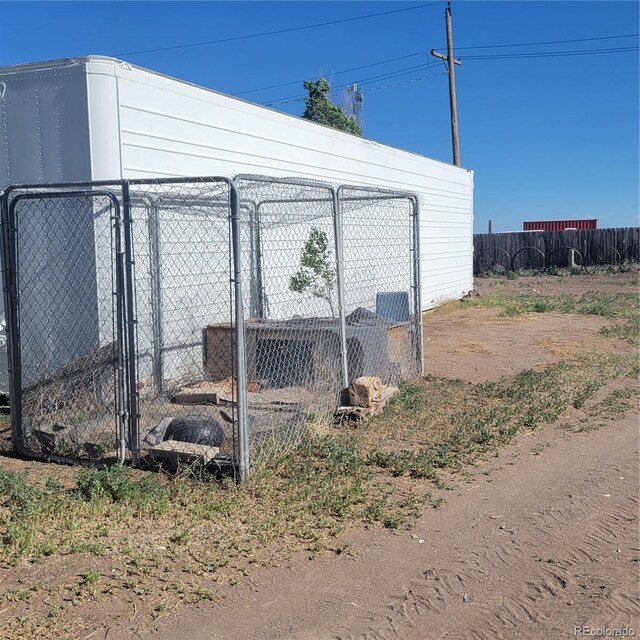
<box><xmin>0</xmin><ymin>277</ymin><xmax>638</xmax><ymax>639</ymax></box>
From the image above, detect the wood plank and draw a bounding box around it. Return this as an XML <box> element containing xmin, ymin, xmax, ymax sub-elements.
<box><xmin>172</xmin><ymin>380</ymin><xmax>235</xmax><ymax>405</ymax></box>
<box><xmin>335</xmin><ymin>384</ymin><xmax>399</xmax><ymax>424</ymax></box>
<box><xmin>148</xmin><ymin>440</ymin><xmax>220</xmax><ymax>465</ymax></box>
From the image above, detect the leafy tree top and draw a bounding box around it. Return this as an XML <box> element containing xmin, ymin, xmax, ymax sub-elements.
<box><xmin>302</xmin><ymin>78</ymin><xmax>362</xmax><ymax>136</ymax></box>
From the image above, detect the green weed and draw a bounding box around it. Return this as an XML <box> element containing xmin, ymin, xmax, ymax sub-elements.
<box><xmin>77</xmin><ymin>465</ymin><xmax>170</xmax><ymax>515</ymax></box>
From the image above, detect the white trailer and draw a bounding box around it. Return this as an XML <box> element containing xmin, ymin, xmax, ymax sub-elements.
<box><xmin>0</xmin><ymin>56</ymin><xmax>474</xmax><ymax>314</ymax></box>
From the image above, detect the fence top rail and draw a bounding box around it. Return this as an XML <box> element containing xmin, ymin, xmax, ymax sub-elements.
<box><xmin>337</xmin><ymin>183</ymin><xmax>419</xmax><ymax>206</ymax></box>
<box><xmin>2</xmin><ymin>176</ymin><xmax>420</xmax><ymax>209</ymax></box>
<box><xmin>233</xmin><ymin>174</ymin><xmax>335</xmax><ymax>192</ymax></box>
<box><xmin>6</xmin><ymin>190</ymin><xmax>123</xmax><ymax>225</ymax></box>
<box><xmin>0</xmin><ymin>176</ymin><xmax>234</xmax><ymax>201</ymax></box>
<box><xmin>5</xmin><ymin>192</ymin><xmax>250</xmax><ymax>224</ymax></box>
<box><xmin>233</xmin><ymin>175</ymin><xmax>337</xmax><ymax>214</ymax></box>
<box><xmin>255</xmin><ymin>197</ymin><xmax>334</xmax><ymax>209</ymax></box>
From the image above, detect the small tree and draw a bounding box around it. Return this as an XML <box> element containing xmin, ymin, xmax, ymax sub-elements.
<box><xmin>289</xmin><ymin>227</ymin><xmax>336</xmax><ymax>317</ymax></box>
<box><xmin>302</xmin><ymin>78</ymin><xmax>362</xmax><ymax>136</ymax></box>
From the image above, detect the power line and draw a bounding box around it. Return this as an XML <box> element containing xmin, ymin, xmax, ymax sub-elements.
<box><xmin>263</xmin><ymin>62</ymin><xmax>436</xmax><ymax>106</ymax></box>
<box><xmin>113</xmin><ymin>3</ymin><xmax>438</xmax><ymax>57</ymax></box>
<box><xmin>363</xmin><ymin>69</ymin><xmax>448</xmax><ymax>93</ymax></box>
<box><xmin>234</xmin><ymin>51</ymin><xmax>426</xmax><ymax>96</ymax></box>
<box><xmin>237</xmin><ymin>33</ymin><xmax>639</xmax><ymax>102</ymax></box>
<box><xmin>433</xmin><ymin>32</ymin><xmax>639</xmax><ymax>52</ymax></box>
<box><xmin>260</xmin><ymin>43</ymin><xmax>638</xmax><ymax>106</ymax></box>
<box><xmin>464</xmin><ymin>45</ymin><xmax>640</xmax><ymax>60</ymax></box>
<box><xmin>345</xmin><ymin>61</ymin><xmax>446</xmax><ymax>90</ymax></box>
<box><xmin>265</xmin><ymin>64</ymin><xmax>434</xmax><ymax>105</ymax></box>
<box><xmin>264</xmin><ymin>64</ymin><xmax>445</xmax><ymax>106</ymax></box>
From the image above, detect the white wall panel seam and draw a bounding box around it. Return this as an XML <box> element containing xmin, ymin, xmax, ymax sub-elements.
<box><xmin>84</xmin><ymin>64</ymin><xmax>95</xmax><ymax>181</ymax></box>
<box><xmin>114</xmin><ymin>74</ymin><xmax>124</xmax><ymax>179</ymax></box>
<box><xmin>121</xmin><ymin>125</ymin><xmax>473</xmax><ymax>193</ymax></box>
<box><xmin>119</xmin><ymin>103</ymin><xmax>472</xmax><ymax>189</ymax></box>
<box><xmin>115</xmin><ymin>73</ymin><xmax>472</xmax><ymax>177</ymax></box>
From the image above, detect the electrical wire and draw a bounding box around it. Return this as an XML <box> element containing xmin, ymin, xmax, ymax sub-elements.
<box><xmin>432</xmin><ymin>32</ymin><xmax>639</xmax><ymax>52</ymax></box>
<box><xmin>237</xmin><ymin>35</ymin><xmax>638</xmax><ymax>101</ymax></box>
<box><xmin>113</xmin><ymin>3</ymin><xmax>438</xmax><ymax>57</ymax></box>
<box><xmin>264</xmin><ymin>62</ymin><xmax>445</xmax><ymax>106</ymax></box>
<box><xmin>235</xmin><ymin>51</ymin><xmax>427</xmax><ymax>96</ymax></box>
<box><xmin>464</xmin><ymin>45</ymin><xmax>640</xmax><ymax>60</ymax></box>
<box><xmin>260</xmin><ymin>42</ymin><xmax>638</xmax><ymax>106</ymax></box>
<box><xmin>263</xmin><ymin>62</ymin><xmax>437</xmax><ymax>106</ymax></box>
<box><xmin>364</xmin><ymin>75</ymin><xmax>441</xmax><ymax>92</ymax></box>
<box><xmin>362</xmin><ymin>67</ymin><xmax>448</xmax><ymax>93</ymax></box>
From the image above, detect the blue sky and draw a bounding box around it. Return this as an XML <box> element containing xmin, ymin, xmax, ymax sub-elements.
<box><xmin>0</xmin><ymin>1</ymin><xmax>638</xmax><ymax>232</ymax></box>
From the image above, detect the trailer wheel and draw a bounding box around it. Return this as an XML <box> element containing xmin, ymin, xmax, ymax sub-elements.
<box><xmin>620</xmin><ymin>244</ymin><xmax>639</xmax><ymax>272</ymax></box>
<box><xmin>595</xmin><ymin>245</ymin><xmax>622</xmax><ymax>272</ymax></box>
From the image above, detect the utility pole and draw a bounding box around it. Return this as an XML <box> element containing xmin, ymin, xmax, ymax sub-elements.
<box><xmin>431</xmin><ymin>2</ymin><xmax>461</xmax><ymax>166</ymax></box>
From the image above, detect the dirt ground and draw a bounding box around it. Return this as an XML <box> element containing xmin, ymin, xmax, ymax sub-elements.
<box><xmin>422</xmin><ymin>270</ymin><xmax>636</xmax><ymax>383</ymax></box>
<box><xmin>423</xmin><ymin>309</ymin><xmax>618</xmax><ymax>383</ymax></box>
<box><xmin>121</xmin><ymin>272</ymin><xmax>638</xmax><ymax>640</ymax></box>
<box><xmin>133</xmin><ymin>413</ymin><xmax>638</xmax><ymax>640</ymax></box>
<box><xmin>1</xmin><ymin>271</ymin><xmax>638</xmax><ymax>639</ymax></box>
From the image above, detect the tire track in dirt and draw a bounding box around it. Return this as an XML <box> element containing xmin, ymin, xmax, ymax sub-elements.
<box><xmin>133</xmin><ymin>414</ymin><xmax>639</xmax><ymax>640</ymax></box>
<box><xmin>329</xmin><ymin>419</ymin><xmax>639</xmax><ymax>640</ymax></box>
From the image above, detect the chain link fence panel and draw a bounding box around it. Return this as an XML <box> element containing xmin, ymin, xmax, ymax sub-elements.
<box><xmin>1</xmin><ymin>176</ymin><xmax>422</xmax><ymax>478</ymax></box>
<box><xmin>125</xmin><ymin>179</ymin><xmax>241</xmax><ymax>474</ymax></box>
<box><xmin>2</xmin><ymin>188</ymin><xmax>126</xmax><ymax>464</ymax></box>
<box><xmin>234</xmin><ymin>176</ymin><xmax>342</xmax><ymax>466</ymax></box>
<box><xmin>338</xmin><ymin>186</ymin><xmax>422</xmax><ymax>386</ymax></box>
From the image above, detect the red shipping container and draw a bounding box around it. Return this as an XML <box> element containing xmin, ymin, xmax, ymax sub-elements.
<box><xmin>523</xmin><ymin>219</ymin><xmax>598</xmax><ymax>231</ymax></box>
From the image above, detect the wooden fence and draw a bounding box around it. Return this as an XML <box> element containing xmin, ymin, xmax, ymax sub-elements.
<box><xmin>473</xmin><ymin>227</ymin><xmax>640</xmax><ymax>274</ymax></box>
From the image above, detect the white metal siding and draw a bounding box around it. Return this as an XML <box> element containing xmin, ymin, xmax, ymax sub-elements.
<box><xmin>0</xmin><ymin>62</ymin><xmax>97</xmax><ymax>335</ymax></box>
<box><xmin>91</xmin><ymin>59</ymin><xmax>473</xmax><ymax>310</ymax></box>
<box><xmin>0</xmin><ymin>57</ymin><xmax>474</xmax><ymax>314</ymax></box>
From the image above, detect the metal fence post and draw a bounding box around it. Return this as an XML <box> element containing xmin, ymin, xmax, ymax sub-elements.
<box><xmin>147</xmin><ymin>198</ymin><xmax>165</xmax><ymax>394</ymax></box>
<box><xmin>122</xmin><ymin>181</ymin><xmax>140</xmax><ymax>463</ymax></box>
<box><xmin>230</xmin><ymin>182</ymin><xmax>250</xmax><ymax>481</ymax></box>
<box><xmin>254</xmin><ymin>203</ymin><xmax>266</xmax><ymax>319</ymax></box>
<box><xmin>0</xmin><ymin>191</ymin><xmax>23</xmax><ymax>453</ymax></box>
<box><xmin>248</xmin><ymin>203</ymin><xmax>266</xmax><ymax>319</ymax></box>
<box><xmin>411</xmin><ymin>196</ymin><xmax>425</xmax><ymax>376</ymax></box>
<box><xmin>332</xmin><ymin>187</ymin><xmax>349</xmax><ymax>389</ymax></box>
<box><xmin>112</xmin><ymin>196</ymin><xmax>128</xmax><ymax>464</ymax></box>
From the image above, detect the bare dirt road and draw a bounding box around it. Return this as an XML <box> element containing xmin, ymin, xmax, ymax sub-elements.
<box><xmin>132</xmin><ymin>412</ymin><xmax>639</xmax><ymax>640</ymax></box>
